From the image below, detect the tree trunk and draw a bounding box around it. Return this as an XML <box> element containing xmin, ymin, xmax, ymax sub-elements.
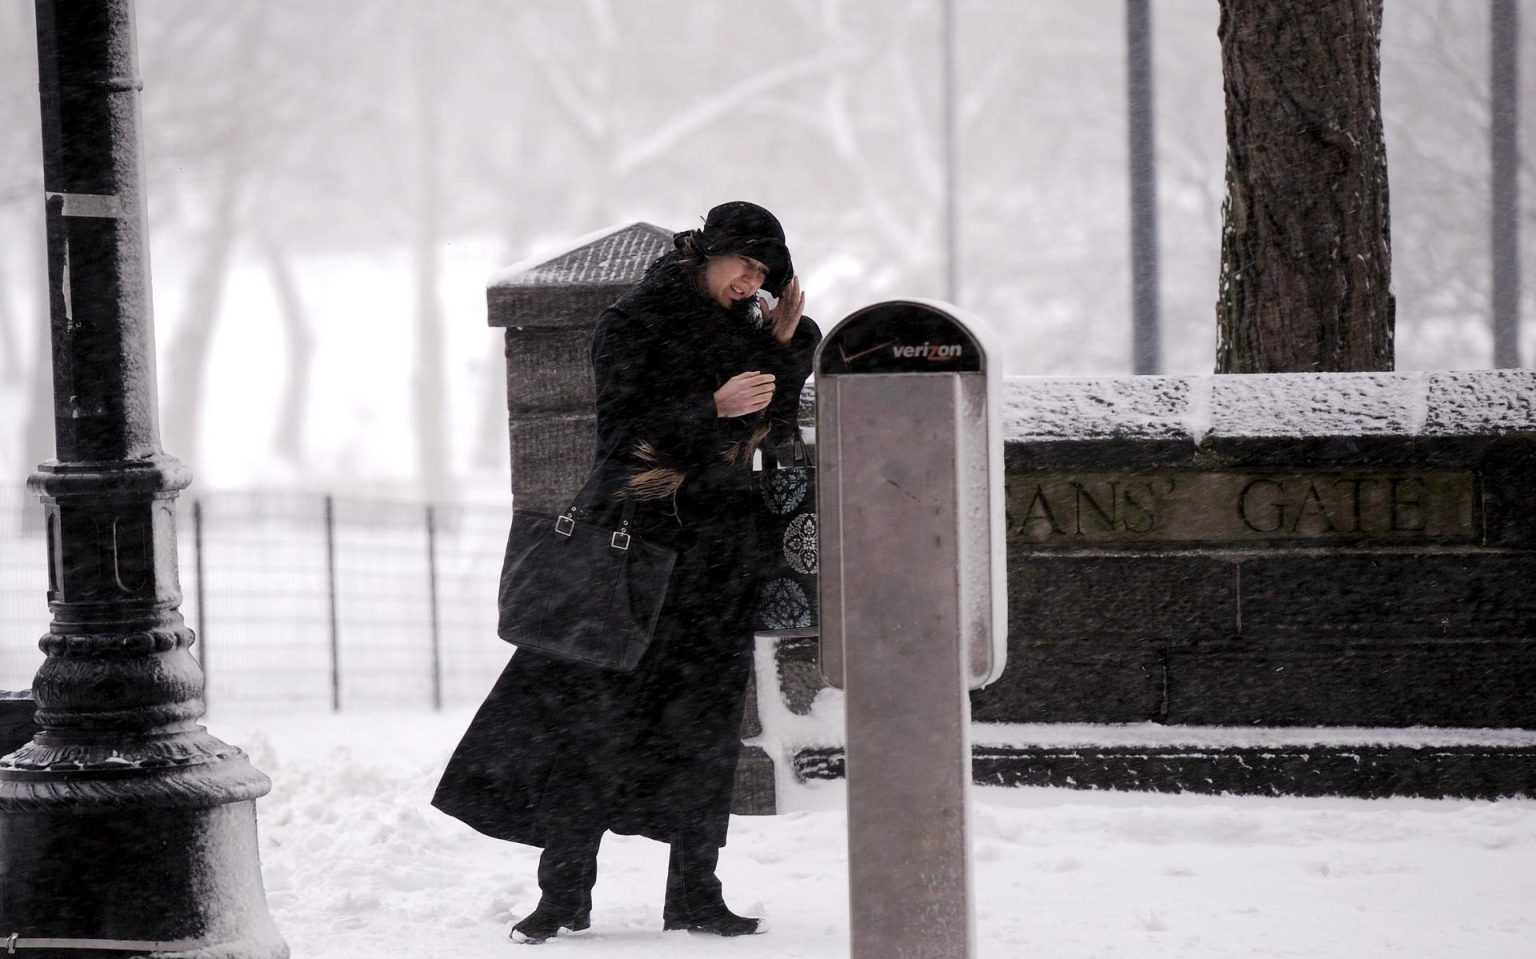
<box><xmin>22</xmin><ymin>209</ymin><xmax>54</xmax><ymax>471</ymax></box>
<box><xmin>1215</xmin><ymin>0</ymin><xmax>1394</xmax><ymax>373</ymax></box>
<box><xmin>0</xmin><ymin>241</ymin><xmax>20</xmax><ymax>381</ymax></box>
<box><xmin>159</xmin><ymin>153</ymin><xmax>241</xmax><ymax>468</ymax></box>
<box><xmin>261</xmin><ymin>236</ymin><xmax>315</xmax><ymax>464</ymax></box>
<box><xmin>413</xmin><ymin>11</ymin><xmax>450</xmax><ymax>502</ymax></box>
<box><xmin>473</xmin><ymin>229</ymin><xmax>521</xmax><ymax>472</ymax></box>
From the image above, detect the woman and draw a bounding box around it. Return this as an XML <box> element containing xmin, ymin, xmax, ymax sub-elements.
<box><xmin>432</xmin><ymin>201</ymin><xmax>820</xmax><ymax>944</ymax></box>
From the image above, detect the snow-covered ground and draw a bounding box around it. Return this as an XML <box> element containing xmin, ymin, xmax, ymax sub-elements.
<box><xmin>218</xmin><ymin>709</ymin><xmax>1536</xmax><ymax>958</ymax></box>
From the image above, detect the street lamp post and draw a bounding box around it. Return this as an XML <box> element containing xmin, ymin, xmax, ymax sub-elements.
<box><xmin>1126</xmin><ymin>0</ymin><xmax>1161</xmax><ymax>375</ymax></box>
<box><xmin>0</xmin><ymin>3</ymin><xmax>286</xmax><ymax>956</ymax></box>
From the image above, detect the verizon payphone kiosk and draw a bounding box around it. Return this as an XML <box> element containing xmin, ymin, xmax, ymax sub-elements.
<box><xmin>816</xmin><ymin>300</ymin><xmax>1006</xmax><ymax>959</ymax></box>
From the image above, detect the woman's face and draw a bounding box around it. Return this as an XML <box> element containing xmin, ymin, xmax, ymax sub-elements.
<box><xmin>701</xmin><ymin>254</ymin><xmax>770</xmax><ymax>309</ymax></box>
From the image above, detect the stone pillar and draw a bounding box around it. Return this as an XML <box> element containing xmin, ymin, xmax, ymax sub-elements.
<box><xmin>486</xmin><ymin>223</ymin><xmax>672</xmax><ymax>512</ymax></box>
<box><xmin>0</xmin><ymin>4</ymin><xmax>285</xmax><ymax>956</ymax></box>
<box><xmin>732</xmin><ymin>648</ymin><xmax>777</xmax><ymax>816</ymax></box>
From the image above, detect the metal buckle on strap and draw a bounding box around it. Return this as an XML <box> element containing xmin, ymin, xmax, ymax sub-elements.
<box><xmin>610</xmin><ymin>530</ymin><xmax>630</xmax><ymax>551</ymax></box>
<box><xmin>554</xmin><ymin>514</ymin><xmax>575</xmax><ymax>536</ymax></box>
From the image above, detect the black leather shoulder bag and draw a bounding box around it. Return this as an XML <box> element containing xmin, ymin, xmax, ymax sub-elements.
<box><xmin>496</xmin><ymin>497</ymin><xmax>677</xmax><ymax>672</ymax></box>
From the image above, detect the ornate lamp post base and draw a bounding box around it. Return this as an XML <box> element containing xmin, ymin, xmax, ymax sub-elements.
<box><xmin>0</xmin><ymin>467</ymin><xmax>287</xmax><ymax>957</ymax></box>
<box><xmin>1</xmin><ymin>803</ymin><xmax>285</xmax><ymax>957</ymax></box>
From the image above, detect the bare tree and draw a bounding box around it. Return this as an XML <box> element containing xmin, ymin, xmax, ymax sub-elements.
<box><xmin>259</xmin><ymin>235</ymin><xmax>316</xmax><ymax>464</ymax></box>
<box><xmin>1375</xmin><ymin>0</ymin><xmax>1534</xmax><ymax>369</ymax></box>
<box><xmin>142</xmin><ymin>1</ymin><xmax>396</xmax><ymax>475</ymax></box>
<box><xmin>159</xmin><ymin>148</ymin><xmax>246</xmax><ymax>467</ymax></box>
<box><xmin>143</xmin><ymin>5</ymin><xmax>263</xmax><ymax>469</ymax></box>
<box><xmin>0</xmin><ymin>3</ymin><xmax>50</xmax><ymax>473</ymax></box>
<box><xmin>22</xmin><ymin>287</ymin><xmax>53</xmax><ymax>470</ymax></box>
<box><xmin>0</xmin><ymin>248</ymin><xmax>20</xmax><ymax>383</ymax></box>
<box><xmin>0</xmin><ymin>3</ymin><xmax>36</xmax><ymax>385</ymax></box>
<box><xmin>412</xmin><ymin>5</ymin><xmax>451</xmax><ymax>502</ymax></box>
<box><xmin>1215</xmin><ymin>0</ymin><xmax>1394</xmax><ymax>373</ymax></box>
<box><xmin>485</xmin><ymin>0</ymin><xmax>622</xmax><ymax>225</ymax></box>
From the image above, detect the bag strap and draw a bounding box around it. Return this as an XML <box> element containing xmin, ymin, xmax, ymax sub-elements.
<box><xmin>561</xmin><ymin>447</ymin><xmax>625</xmax><ymax>520</ymax></box>
<box><xmin>554</xmin><ymin>441</ymin><xmax>650</xmax><ymax>550</ymax></box>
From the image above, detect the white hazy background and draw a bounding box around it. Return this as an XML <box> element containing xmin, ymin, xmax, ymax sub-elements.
<box><xmin>0</xmin><ymin>0</ymin><xmax>1532</xmax><ymax>502</ymax></box>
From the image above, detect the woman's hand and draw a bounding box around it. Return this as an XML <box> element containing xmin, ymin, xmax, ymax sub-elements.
<box><xmin>714</xmin><ymin>371</ymin><xmax>776</xmax><ymax>418</ymax></box>
<box><xmin>761</xmin><ymin>276</ymin><xmax>804</xmax><ymax>345</ymax></box>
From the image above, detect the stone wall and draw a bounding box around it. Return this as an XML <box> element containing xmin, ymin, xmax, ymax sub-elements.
<box><xmin>753</xmin><ymin>370</ymin><xmax>1536</xmax><ymax>799</ymax></box>
<box><xmin>977</xmin><ymin>371</ymin><xmax>1536</xmax><ymax>728</ymax></box>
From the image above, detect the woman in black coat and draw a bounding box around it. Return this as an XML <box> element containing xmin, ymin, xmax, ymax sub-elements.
<box><xmin>432</xmin><ymin>202</ymin><xmax>820</xmax><ymax>944</ymax></box>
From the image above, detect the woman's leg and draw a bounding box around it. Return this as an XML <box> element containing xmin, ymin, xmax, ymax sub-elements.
<box><xmin>511</xmin><ymin>832</ymin><xmax>602</xmax><ymax>943</ymax></box>
<box><xmin>538</xmin><ymin>832</ymin><xmax>601</xmax><ymax>912</ymax></box>
<box><xmin>663</xmin><ymin>832</ymin><xmax>761</xmax><ymax>936</ymax></box>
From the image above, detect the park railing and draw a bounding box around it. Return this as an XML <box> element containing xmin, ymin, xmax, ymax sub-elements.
<box><xmin>0</xmin><ymin>486</ymin><xmax>511</xmax><ymax>712</ymax></box>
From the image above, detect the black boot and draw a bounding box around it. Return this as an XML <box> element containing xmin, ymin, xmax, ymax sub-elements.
<box><xmin>662</xmin><ymin>838</ymin><xmax>763</xmax><ymax>936</ymax></box>
<box><xmin>511</xmin><ymin>833</ymin><xmax>600</xmax><ymax>944</ymax></box>
<box><xmin>510</xmin><ymin>901</ymin><xmax>590</xmax><ymax>945</ymax></box>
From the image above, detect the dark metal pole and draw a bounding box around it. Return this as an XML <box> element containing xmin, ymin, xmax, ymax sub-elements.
<box><xmin>1</xmin><ymin>4</ymin><xmax>285</xmax><ymax>956</ymax></box>
<box><xmin>1491</xmin><ymin>0</ymin><xmax>1521</xmax><ymax>367</ymax></box>
<box><xmin>325</xmin><ymin>494</ymin><xmax>340</xmax><ymax>712</ymax></box>
<box><xmin>426</xmin><ymin>505</ymin><xmax>443</xmax><ymax>711</ymax></box>
<box><xmin>942</xmin><ymin>0</ymin><xmax>959</xmax><ymax>305</ymax></box>
<box><xmin>1126</xmin><ymin>0</ymin><xmax>1162</xmax><ymax>374</ymax></box>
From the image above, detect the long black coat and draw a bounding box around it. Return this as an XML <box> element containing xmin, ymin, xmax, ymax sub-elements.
<box><xmin>432</xmin><ymin>255</ymin><xmax>820</xmax><ymax>849</ymax></box>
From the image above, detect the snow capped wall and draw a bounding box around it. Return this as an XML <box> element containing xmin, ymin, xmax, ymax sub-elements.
<box><xmin>1003</xmin><ymin>370</ymin><xmax>1536</xmax><ymax>443</ymax></box>
<box><xmin>979</xmin><ymin>366</ymin><xmax>1536</xmax><ymax>735</ymax></box>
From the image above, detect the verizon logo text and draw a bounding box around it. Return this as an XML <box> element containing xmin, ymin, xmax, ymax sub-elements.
<box><xmin>892</xmin><ymin>343</ymin><xmax>963</xmax><ymax>361</ymax></box>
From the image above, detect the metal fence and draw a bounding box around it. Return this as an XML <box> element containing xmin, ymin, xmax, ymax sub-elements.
<box><xmin>0</xmin><ymin>486</ymin><xmax>511</xmax><ymax>712</ymax></box>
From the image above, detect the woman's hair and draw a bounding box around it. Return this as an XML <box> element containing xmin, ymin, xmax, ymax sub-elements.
<box><xmin>637</xmin><ymin>246</ymin><xmax>702</xmax><ymax>292</ymax></box>
<box><xmin>671</xmin><ymin>232</ymin><xmax>707</xmax><ymax>273</ymax></box>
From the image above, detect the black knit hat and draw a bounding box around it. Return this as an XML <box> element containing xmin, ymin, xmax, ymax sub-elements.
<box><xmin>676</xmin><ymin>201</ymin><xmax>794</xmax><ymax>297</ymax></box>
